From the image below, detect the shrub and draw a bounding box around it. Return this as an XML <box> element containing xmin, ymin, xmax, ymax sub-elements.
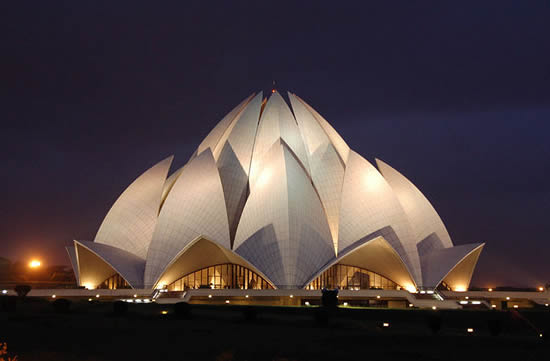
<box><xmin>242</xmin><ymin>306</ymin><xmax>257</xmax><ymax>321</ymax></box>
<box><xmin>52</xmin><ymin>298</ymin><xmax>72</xmax><ymax>313</ymax></box>
<box><xmin>14</xmin><ymin>285</ymin><xmax>31</xmax><ymax>298</ymax></box>
<box><xmin>174</xmin><ymin>302</ymin><xmax>192</xmax><ymax>319</ymax></box>
<box><xmin>0</xmin><ymin>296</ymin><xmax>17</xmax><ymax>312</ymax></box>
<box><xmin>112</xmin><ymin>300</ymin><xmax>128</xmax><ymax>316</ymax></box>
<box><xmin>314</xmin><ymin>308</ymin><xmax>329</xmax><ymax>326</ymax></box>
<box><xmin>321</xmin><ymin>288</ymin><xmax>338</xmax><ymax>309</ymax></box>
<box><xmin>488</xmin><ymin>319</ymin><xmax>502</xmax><ymax>336</ymax></box>
<box><xmin>425</xmin><ymin>313</ymin><xmax>442</xmax><ymax>334</ymax></box>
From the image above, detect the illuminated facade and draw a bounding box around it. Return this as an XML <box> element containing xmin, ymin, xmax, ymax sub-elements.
<box><xmin>67</xmin><ymin>91</ymin><xmax>484</xmax><ymax>293</ymax></box>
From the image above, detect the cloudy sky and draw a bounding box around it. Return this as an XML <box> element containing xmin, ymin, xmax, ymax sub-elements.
<box><xmin>1</xmin><ymin>1</ymin><xmax>549</xmax><ymax>287</ymax></box>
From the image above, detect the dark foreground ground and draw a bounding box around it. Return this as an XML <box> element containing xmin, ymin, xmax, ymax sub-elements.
<box><xmin>1</xmin><ymin>298</ymin><xmax>548</xmax><ymax>361</ymax></box>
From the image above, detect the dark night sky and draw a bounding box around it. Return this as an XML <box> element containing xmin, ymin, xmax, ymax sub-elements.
<box><xmin>1</xmin><ymin>2</ymin><xmax>549</xmax><ymax>287</ymax></box>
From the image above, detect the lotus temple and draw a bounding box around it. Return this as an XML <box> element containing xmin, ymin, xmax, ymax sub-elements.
<box><xmin>62</xmin><ymin>90</ymin><xmax>495</xmax><ymax>307</ymax></box>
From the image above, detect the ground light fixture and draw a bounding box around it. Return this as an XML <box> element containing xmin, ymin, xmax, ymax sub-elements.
<box><xmin>305</xmin><ymin>301</ymin><xmax>310</xmax><ymax>306</ymax></box>
<box><xmin>88</xmin><ymin>298</ymin><xmax>92</xmax><ymax>302</ymax></box>
<box><xmin>343</xmin><ymin>302</ymin><xmax>348</xmax><ymax>306</ymax></box>
<box><xmin>161</xmin><ymin>310</ymin><xmax>168</xmax><ymax>315</ymax></box>
<box><xmin>382</xmin><ymin>322</ymin><xmax>390</xmax><ymax>327</ymax></box>
<box><xmin>467</xmin><ymin>328</ymin><xmax>474</xmax><ymax>333</ymax></box>
<box><xmin>540</xmin><ymin>333</ymin><xmax>544</xmax><ymax>338</ymax></box>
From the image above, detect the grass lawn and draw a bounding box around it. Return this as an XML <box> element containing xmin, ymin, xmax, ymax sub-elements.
<box><xmin>1</xmin><ymin>297</ymin><xmax>548</xmax><ymax>361</ymax></box>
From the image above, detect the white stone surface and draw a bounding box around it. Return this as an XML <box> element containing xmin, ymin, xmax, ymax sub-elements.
<box><xmin>338</xmin><ymin>151</ymin><xmax>422</xmax><ymax>284</ymax></box>
<box><xmin>65</xmin><ymin>245</ymin><xmax>80</xmax><ymax>285</ymax></box>
<box><xmin>249</xmin><ymin>92</ymin><xmax>310</xmax><ymax>188</ymax></box>
<box><xmin>420</xmin><ymin>242</ymin><xmax>484</xmax><ymax>288</ymax></box>
<box><xmin>290</xmin><ymin>93</ymin><xmax>345</xmax><ymax>253</ymax></box>
<box><xmin>144</xmin><ymin>150</ymin><xmax>230</xmax><ymax>288</ymax></box>
<box><xmin>293</xmin><ymin>93</ymin><xmax>350</xmax><ymax>164</ymax></box>
<box><xmin>235</xmin><ymin>141</ymin><xmax>335</xmax><ymax>288</ymax></box>
<box><xmin>376</xmin><ymin>158</ymin><xmax>453</xmax><ymax>248</ymax></box>
<box><xmin>195</xmin><ymin>94</ymin><xmax>255</xmax><ymax>157</ymax></box>
<box><xmin>214</xmin><ymin>93</ymin><xmax>263</xmax><ymax>242</ymax></box>
<box><xmin>75</xmin><ymin>240</ymin><xmax>146</xmax><ymax>289</ymax></box>
<box><xmin>94</xmin><ymin>156</ymin><xmax>173</xmax><ymax>258</ymax></box>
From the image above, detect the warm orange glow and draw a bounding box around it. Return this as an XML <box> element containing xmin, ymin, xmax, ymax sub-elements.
<box><xmin>29</xmin><ymin>260</ymin><xmax>41</xmax><ymax>268</ymax></box>
<box><xmin>538</xmin><ymin>286</ymin><xmax>544</xmax><ymax>292</ymax></box>
<box><xmin>454</xmin><ymin>286</ymin><xmax>467</xmax><ymax>292</ymax></box>
<box><xmin>272</xmin><ymin>89</ymin><xmax>276</xmax><ymax>93</ymax></box>
<box><xmin>488</xmin><ymin>288</ymin><xmax>493</xmax><ymax>292</ymax></box>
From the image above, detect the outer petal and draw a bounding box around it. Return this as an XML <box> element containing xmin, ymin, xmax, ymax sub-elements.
<box><xmin>420</xmin><ymin>242</ymin><xmax>484</xmax><ymax>289</ymax></box>
<box><xmin>94</xmin><ymin>156</ymin><xmax>173</xmax><ymax>258</ymax></box>
<box><xmin>234</xmin><ymin>141</ymin><xmax>335</xmax><ymax>288</ymax></box>
<box><xmin>376</xmin><ymin>158</ymin><xmax>453</xmax><ymax>248</ymax></box>
<box><xmin>338</xmin><ymin>151</ymin><xmax>422</xmax><ymax>284</ymax></box>
<box><xmin>65</xmin><ymin>245</ymin><xmax>80</xmax><ymax>285</ymax></box>
<box><xmin>74</xmin><ymin>240</ymin><xmax>145</xmax><ymax>289</ymax></box>
<box><xmin>304</xmin><ymin>231</ymin><xmax>417</xmax><ymax>292</ymax></box>
<box><xmin>144</xmin><ymin>149</ymin><xmax>230</xmax><ymax>288</ymax></box>
<box><xmin>154</xmin><ymin>237</ymin><xmax>275</xmax><ymax>289</ymax></box>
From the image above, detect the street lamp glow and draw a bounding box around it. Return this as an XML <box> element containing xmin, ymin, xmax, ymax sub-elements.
<box><xmin>29</xmin><ymin>260</ymin><xmax>41</xmax><ymax>268</ymax></box>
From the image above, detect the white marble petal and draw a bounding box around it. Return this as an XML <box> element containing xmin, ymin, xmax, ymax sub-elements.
<box><xmin>94</xmin><ymin>156</ymin><xmax>173</xmax><ymax>258</ymax></box>
<box><xmin>338</xmin><ymin>151</ymin><xmax>422</xmax><ymax>284</ymax></box>
<box><xmin>144</xmin><ymin>149</ymin><xmax>230</xmax><ymax>288</ymax></box>
<box><xmin>235</xmin><ymin>140</ymin><xmax>335</xmax><ymax>288</ymax></box>
<box><xmin>376</xmin><ymin>159</ymin><xmax>453</xmax><ymax>248</ymax></box>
